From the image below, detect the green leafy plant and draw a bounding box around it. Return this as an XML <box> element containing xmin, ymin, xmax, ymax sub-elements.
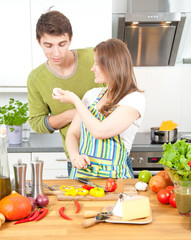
<box><xmin>0</xmin><ymin>98</ymin><xmax>29</xmax><ymax>132</ymax></box>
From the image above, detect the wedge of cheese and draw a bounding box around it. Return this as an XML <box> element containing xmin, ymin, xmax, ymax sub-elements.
<box><xmin>121</xmin><ymin>196</ymin><xmax>151</xmax><ymax>221</ymax></box>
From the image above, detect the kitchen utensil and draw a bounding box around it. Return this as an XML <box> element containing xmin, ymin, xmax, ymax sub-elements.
<box><xmin>42</xmin><ymin>183</ymin><xmax>57</xmax><ymax>191</ymax></box>
<box><xmin>83</xmin><ymin>210</ymin><xmax>112</xmax><ymax>218</ymax></box>
<box><xmin>180</xmin><ymin>135</ymin><xmax>191</xmax><ymax>143</ymax></box>
<box><xmin>151</xmin><ymin>127</ymin><xmax>177</xmax><ymax>144</ymax></box>
<box><xmin>31</xmin><ymin>158</ymin><xmax>44</xmax><ymax>199</ymax></box>
<box><xmin>82</xmin><ymin>213</ymin><xmax>110</xmax><ymax>228</ymax></box>
<box><xmin>78</xmin><ymin>178</ymin><xmax>106</xmax><ymax>191</ymax></box>
<box><xmin>13</xmin><ymin>159</ymin><xmax>27</xmax><ymax>196</ymax></box>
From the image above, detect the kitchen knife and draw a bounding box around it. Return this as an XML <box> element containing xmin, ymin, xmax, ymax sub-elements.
<box><xmin>83</xmin><ymin>210</ymin><xmax>112</xmax><ymax>218</ymax></box>
<box><xmin>78</xmin><ymin>178</ymin><xmax>106</xmax><ymax>191</ymax></box>
<box><xmin>82</xmin><ymin>214</ymin><xmax>110</xmax><ymax>228</ymax></box>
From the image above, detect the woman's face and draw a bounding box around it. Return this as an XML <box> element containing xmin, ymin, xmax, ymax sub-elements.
<box><xmin>91</xmin><ymin>54</ymin><xmax>108</xmax><ymax>84</ymax></box>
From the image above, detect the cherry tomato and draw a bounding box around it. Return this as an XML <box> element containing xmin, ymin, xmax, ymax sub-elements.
<box><xmin>165</xmin><ymin>186</ymin><xmax>174</xmax><ymax>194</ymax></box>
<box><xmin>169</xmin><ymin>193</ymin><xmax>177</xmax><ymax>208</ymax></box>
<box><xmin>157</xmin><ymin>189</ymin><xmax>171</xmax><ymax>204</ymax></box>
<box><xmin>187</xmin><ymin>160</ymin><xmax>191</xmax><ymax>169</ymax></box>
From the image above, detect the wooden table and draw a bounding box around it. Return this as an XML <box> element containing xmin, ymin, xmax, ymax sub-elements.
<box><xmin>1</xmin><ymin>179</ymin><xmax>191</xmax><ymax>240</ymax></box>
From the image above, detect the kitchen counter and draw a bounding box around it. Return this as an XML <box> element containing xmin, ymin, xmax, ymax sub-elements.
<box><xmin>7</xmin><ymin>132</ymin><xmax>191</xmax><ymax>153</ymax></box>
<box><xmin>1</xmin><ymin>179</ymin><xmax>191</xmax><ymax>240</ymax></box>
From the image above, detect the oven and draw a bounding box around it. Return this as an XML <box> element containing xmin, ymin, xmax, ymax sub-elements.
<box><xmin>130</xmin><ymin>151</ymin><xmax>163</xmax><ymax>177</ymax></box>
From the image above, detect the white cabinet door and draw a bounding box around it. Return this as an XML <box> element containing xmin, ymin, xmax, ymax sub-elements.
<box><xmin>31</xmin><ymin>152</ymin><xmax>68</xmax><ymax>179</ymax></box>
<box><xmin>30</xmin><ymin>0</ymin><xmax>112</xmax><ymax>69</ymax></box>
<box><xmin>8</xmin><ymin>153</ymin><xmax>31</xmax><ymax>180</ymax></box>
<box><xmin>0</xmin><ymin>0</ymin><xmax>32</xmax><ymax>87</ymax></box>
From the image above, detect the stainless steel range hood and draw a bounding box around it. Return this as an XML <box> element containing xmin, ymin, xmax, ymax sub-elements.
<box><xmin>118</xmin><ymin>0</ymin><xmax>186</xmax><ymax>66</ymax></box>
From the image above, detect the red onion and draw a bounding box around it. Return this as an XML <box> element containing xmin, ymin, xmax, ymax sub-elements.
<box><xmin>28</xmin><ymin>197</ymin><xmax>36</xmax><ymax>211</ymax></box>
<box><xmin>36</xmin><ymin>193</ymin><xmax>49</xmax><ymax>208</ymax></box>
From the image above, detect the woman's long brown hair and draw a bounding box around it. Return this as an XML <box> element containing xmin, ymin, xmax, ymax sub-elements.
<box><xmin>94</xmin><ymin>38</ymin><xmax>143</xmax><ymax>117</ymax></box>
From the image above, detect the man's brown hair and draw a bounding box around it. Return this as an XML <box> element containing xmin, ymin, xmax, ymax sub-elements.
<box><xmin>36</xmin><ymin>10</ymin><xmax>73</xmax><ymax>42</ymax></box>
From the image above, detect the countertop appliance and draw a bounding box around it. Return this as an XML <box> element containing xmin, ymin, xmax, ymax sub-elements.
<box><xmin>118</xmin><ymin>0</ymin><xmax>186</xmax><ymax>66</ymax></box>
<box><xmin>129</xmin><ymin>131</ymin><xmax>190</xmax><ymax>177</ymax></box>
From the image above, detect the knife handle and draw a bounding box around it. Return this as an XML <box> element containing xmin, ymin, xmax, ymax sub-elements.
<box><xmin>82</xmin><ymin>218</ymin><xmax>97</xmax><ymax>228</ymax></box>
<box><xmin>83</xmin><ymin>210</ymin><xmax>98</xmax><ymax>218</ymax></box>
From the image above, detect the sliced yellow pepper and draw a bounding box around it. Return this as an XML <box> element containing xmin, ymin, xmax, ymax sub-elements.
<box><xmin>65</xmin><ymin>189</ymin><xmax>77</xmax><ymax>196</ymax></box>
<box><xmin>75</xmin><ymin>188</ymin><xmax>89</xmax><ymax>196</ymax></box>
<box><xmin>89</xmin><ymin>187</ymin><xmax>105</xmax><ymax>197</ymax></box>
<box><xmin>60</xmin><ymin>185</ymin><xmax>75</xmax><ymax>192</ymax></box>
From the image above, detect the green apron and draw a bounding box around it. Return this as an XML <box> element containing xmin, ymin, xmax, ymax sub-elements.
<box><xmin>70</xmin><ymin>88</ymin><xmax>134</xmax><ymax>179</ymax></box>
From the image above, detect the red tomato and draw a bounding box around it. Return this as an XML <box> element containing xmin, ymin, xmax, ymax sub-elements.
<box><xmin>169</xmin><ymin>193</ymin><xmax>177</xmax><ymax>208</ymax></box>
<box><xmin>105</xmin><ymin>178</ymin><xmax>117</xmax><ymax>192</ymax></box>
<box><xmin>157</xmin><ymin>189</ymin><xmax>171</xmax><ymax>204</ymax></box>
<box><xmin>165</xmin><ymin>186</ymin><xmax>174</xmax><ymax>194</ymax></box>
<box><xmin>187</xmin><ymin>160</ymin><xmax>191</xmax><ymax>169</ymax></box>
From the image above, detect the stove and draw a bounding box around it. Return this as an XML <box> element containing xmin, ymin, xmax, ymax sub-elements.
<box><xmin>129</xmin><ymin>132</ymin><xmax>191</xmax><ymax>177</ymax></box>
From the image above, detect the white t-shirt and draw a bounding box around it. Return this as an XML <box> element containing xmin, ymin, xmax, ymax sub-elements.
<box><xmin>82</xmin><ymin>87</ymin><xmax>145</xmax><ymax>153</ymax></box>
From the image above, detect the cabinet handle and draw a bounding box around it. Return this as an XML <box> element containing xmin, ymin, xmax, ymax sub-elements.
<box><xmin>55</xmin><ymin>175</ymin><xmax>68</xmax><ymax>179</ymax></box>
<box><xmin>55</xmin><ymin>159</ymin><xmax>67</xmax><ymax>161</ymax></box>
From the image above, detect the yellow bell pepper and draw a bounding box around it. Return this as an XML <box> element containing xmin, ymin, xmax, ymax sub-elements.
<box><xmin>90</xmin><ymin>187</ymin><xmax>105</xmax><ymax>197</ymax></box>
<box><xmin>65</xmin><ymin>189</ymin><xmax>77</xmax><ymax>196</ymax></box>
<box><xmin>60</xmin><ymin>185</ymin><xmax>75</xmax><ymax>192</ymax></box>
<box><xmin>75</xmin><ymin>188</ymin><xmax>89</xmax><ymax>196</ymax></box>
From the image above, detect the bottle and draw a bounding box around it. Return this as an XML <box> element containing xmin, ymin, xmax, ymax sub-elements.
<box><xmin>13</xmin><ymin>159</ymin><xmax>27</xmax><ymax>196</ymax></box>
<box><xmin>0</xmin><ymin>128</ymin><xmax>12</xmax><ymax>200</ymax></box>
<box><xmin>31</xmin><ymin>156</ymin><xmax>44</xmax><ymax>200</ymax></box>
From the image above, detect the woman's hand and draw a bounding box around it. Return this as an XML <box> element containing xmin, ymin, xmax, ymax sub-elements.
<box><xmin>72</xmin><ymin>154</ymin><xmax>91</xmax><ymax>170</ymax></box>
<box><xmin>52</xmin><ymin>88</ymin><xmax>79</xmax><ymax>105</ymax></box>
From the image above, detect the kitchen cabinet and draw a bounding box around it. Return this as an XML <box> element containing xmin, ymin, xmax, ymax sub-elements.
<box><xmin>8</xmin><ymin>153</ymin><xmax>31</xmax><ymax>180</ymax></box>
<box><xmin>31</xmin><ymin>152</ymin><xmax>68</xmax><ymax>179</ymax></box>
<box><xmin>8</xmin><ymin>152</ymin><xmax>68</xmax><ymax>180</ymax></box>
<box><xmin>0</xmin><ymin>0</ymin><xmax>31</xmax><ymax>87</ymax></box>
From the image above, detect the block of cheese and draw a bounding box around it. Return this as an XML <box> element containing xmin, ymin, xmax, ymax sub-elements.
<box><xmin>121</xmin><ymin>196</ymin><xmax>151</xmax><ymax>221</ymax></box>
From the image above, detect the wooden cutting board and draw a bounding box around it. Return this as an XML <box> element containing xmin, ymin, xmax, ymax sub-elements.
<box><xmin>43</xmin><ymin>179</ymin><xmax>137</xmax><ymax>201</ymax></box>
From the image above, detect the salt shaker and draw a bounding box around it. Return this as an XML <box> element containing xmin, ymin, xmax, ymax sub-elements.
<box><xmin>31</xmin><ymin>157</ymin><xmax>44</xmax><ymax>199</ymax></box>
<box><xmin>13</xmin><ymin>159</ymin><xmax>27</xmax><ymax>196</ymax></box>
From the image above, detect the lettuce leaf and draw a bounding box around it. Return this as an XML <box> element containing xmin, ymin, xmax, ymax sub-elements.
<box><xmin>158</xmin><ymin>139</ymin><xmax>191</xmax><ymax>170</ymax></box>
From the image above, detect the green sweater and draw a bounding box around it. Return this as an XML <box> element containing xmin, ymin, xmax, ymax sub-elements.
<box><xmin>27</xmin><ymin>47</ymin><xmax>105</xmax><ymax>155</ymax></box>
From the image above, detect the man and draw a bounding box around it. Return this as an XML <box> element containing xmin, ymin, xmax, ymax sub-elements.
<box><xmin>27</xmin><ymin>10</ymin><xmax>105</xmax><ymax>175</ymax></box>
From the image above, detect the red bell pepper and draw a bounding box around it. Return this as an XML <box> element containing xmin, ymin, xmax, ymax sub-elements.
<box><xmin>82</xmin><ymin>184</ymin><xmax>95</xmax><ymax>190</ymax></box>
<box><xmin>105</xmin><ymin>178</ymin><xmax>117</xmax><ymax>192</ymax></box>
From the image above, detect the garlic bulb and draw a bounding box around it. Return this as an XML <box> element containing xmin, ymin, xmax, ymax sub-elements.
<box><xmin>53</xmin><ymin>88</ymin><xmax>62</xmax><ymax>96</ymax></box>
<box><xmin>135</xmin><ymin>181</ymin><xmax>148</xmax><ymax>191</ymax></box>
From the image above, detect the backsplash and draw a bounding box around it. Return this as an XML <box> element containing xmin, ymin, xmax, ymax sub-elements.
<box><xmin>1</xmin><ymin>63</ymin><xmax>191</xmax><ymax>133</ymax></box>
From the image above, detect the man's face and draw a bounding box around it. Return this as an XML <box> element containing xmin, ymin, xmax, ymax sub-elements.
<box><xmin>38</xmin><ymin>33</ymin><xmax>72</xmax><ymax>65</ymax></box>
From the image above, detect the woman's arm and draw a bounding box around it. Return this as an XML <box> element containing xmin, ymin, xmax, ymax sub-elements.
<box><xmin>52</xmin><ymin>89</ymin><xmax>140</xmax><ymax>139</ymax></box>
<box><xmin>66</xmin><ymin>113</ymin><xmax>91</xmax><ymax>169</ymax></box>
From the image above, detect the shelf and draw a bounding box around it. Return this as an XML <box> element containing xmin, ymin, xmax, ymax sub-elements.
<box><xmin>0</xmin><ymin>87</ymin><xmax>28</xmax><ymax>92</ymax></box>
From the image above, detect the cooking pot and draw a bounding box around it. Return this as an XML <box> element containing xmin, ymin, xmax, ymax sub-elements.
<box><xmin>151</xmin><ymin>127</ymin><xmax>178</xmax><ymax>144</ymax></box>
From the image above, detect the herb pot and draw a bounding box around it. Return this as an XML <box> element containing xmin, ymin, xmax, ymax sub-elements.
<box><xmin>151</xmin><ymin>127</ymin><xmax>177</xmax><ymax>144</ymax></box>
<box><xmin>6</xmin><ymin>125</ymin><xmax>23</xmax><ymax>145</ymax></box>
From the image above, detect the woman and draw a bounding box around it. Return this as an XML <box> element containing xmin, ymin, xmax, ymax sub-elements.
<box><xmin>52</xmin><ymin>38</ymin><xmax>145</xmax><ymax>179</ymax></box>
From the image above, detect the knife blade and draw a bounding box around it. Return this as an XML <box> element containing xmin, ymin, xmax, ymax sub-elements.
<box><xmin>83</xmin><ymin>210</ymin><xmax>112</xmax><ymax>218</ymax></box>
<box><xmin>78</xmin><ymin>178</ymin><xmax>106</xmax><ymax>191</ymax></box>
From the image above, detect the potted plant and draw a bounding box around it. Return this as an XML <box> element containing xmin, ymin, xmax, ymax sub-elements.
<box><xmin>0</xmin><ymin>98</ymin><xmax>29</xmax><ymax>144</ymax></box>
